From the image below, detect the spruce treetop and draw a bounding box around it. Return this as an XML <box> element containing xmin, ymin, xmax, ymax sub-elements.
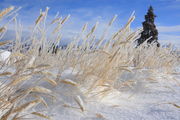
<box><xmin>137</xmin><ymin>6</ymin><xmax>160</xmax><ymax>47</ymax></box>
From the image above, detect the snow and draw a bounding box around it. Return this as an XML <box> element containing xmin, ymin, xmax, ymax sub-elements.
<box><xmin>0</xmin><ymin>51</ymin><xmax>179</xmax><ymax>120</ymax></box>
<box><xmin>0</xmin><ymin>49</ymin><xmax>11</xmax><ymax>62</ymax></box>
<box><xmin>39</xmin><ymin>68</ymin><xmax>180</xmax><ymax>120</ymax></box>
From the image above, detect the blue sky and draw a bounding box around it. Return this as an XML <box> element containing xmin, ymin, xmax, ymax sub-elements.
<box><xmin>1</xmin><ymin>0</ymin><xmax>180</xmax><ymax>46</ymax></box>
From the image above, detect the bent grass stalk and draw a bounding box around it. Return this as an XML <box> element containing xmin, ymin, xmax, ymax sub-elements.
<box><xmin>0</xmin><ymin>6</ymin><xmax>179</xmax><ymax>120</ymax></box>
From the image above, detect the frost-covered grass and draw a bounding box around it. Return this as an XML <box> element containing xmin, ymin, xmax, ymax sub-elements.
<box><xmin>0</xmin><ymin>6</ymin><xmax>179</xmax><ymax>120</ymax></box>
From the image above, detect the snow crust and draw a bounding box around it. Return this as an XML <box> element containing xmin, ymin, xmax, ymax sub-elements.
<box><xmin>0</xmin><ymin>50</ymin><xmax>179</xmax><ymax>120</ymax></box>
<box><xmin>41</xmin><ymin>68</ymin><xmax>180</xmax><ymax>120</ymax></box>
<box><xmin>0</xmin><ymin>49</ymin><xmax>11</xmax><ymax>62</ymax></box>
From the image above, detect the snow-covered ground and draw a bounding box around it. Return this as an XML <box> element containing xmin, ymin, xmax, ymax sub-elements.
<box><xmin>0</xmin><ymin>50</ymin><xmax>179</xmax><ymax>120</ymax></box>
<box><xmin>36</xmin><ymin>68</ymin><xmax>180</xmax><ymax>120</ymax></box>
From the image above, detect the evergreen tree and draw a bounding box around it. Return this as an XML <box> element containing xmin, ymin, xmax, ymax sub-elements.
<box><xmin>137</xmin><ymin>6</ymin><xmax>160</xmax><ymax>47</ymax></box>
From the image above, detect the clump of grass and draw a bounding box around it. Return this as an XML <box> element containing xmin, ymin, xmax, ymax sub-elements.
<box><xmin>0</xmin><ymin>6</ymin><xmax>179</xmax><ymax>119</ymax></box>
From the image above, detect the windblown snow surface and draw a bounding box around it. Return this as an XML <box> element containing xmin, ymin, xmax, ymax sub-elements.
<box><xmin>0</xmin><ymin>50</ymin><xmax>11</xmax><ymax>62</ymax></box>
<box><xmin>35</xmin><ymin>67</ymin><xmax>180</xmax><ymax>120</ymax></box>
<box><xmin>1</xmin><ymin>51</ymin><xmax>180</xmax><ymax>120</ymax></box>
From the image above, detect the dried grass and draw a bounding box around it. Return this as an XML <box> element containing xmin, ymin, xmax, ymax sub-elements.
<box><xmin>0</xmin><ymin>6</ymin><xmax>14</xmax><ymax>19</ymax></box>
<box><xmin>74</xmin><ymin>96</ymin><xmax>85</xmax><ymax>112</ymax></box>
<box><xmin>31</xmin><ymin>112</ymin><xmax>51</xmax><ymax>120</ymax></box>
<box><xmin>0</xmin><ymin>6</ymin><xmax>179</xmax><ymax>119</ymax></box>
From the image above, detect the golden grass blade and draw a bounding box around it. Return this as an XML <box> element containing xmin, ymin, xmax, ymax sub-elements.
<box><xmin>51</xmin><ymin>17</ymin><xmax>62</xmax><ymax>24</ymax></box>
<box><xmin>31</xmin><ymin>112</ymin><xmax>51</xmax><ymax>120</ymax></box>
<box><xmin>61</xmin><ymin>79</ymin><xmax>77</xmax><ymax>86</ymax></box>
<box><xmin>0</xmin><ymin>72</ymin><xmax>12</xmax><ymax>76</ymax></box>
<box><xmin>0</xmin><ymin>6</ymin><xmax>14</xmax><ymax>19</ymax></box>
<box><xmin>31</xmin><ymin>86</ymin><xmax>52</xmax><ymax>94</ymax></box>
<box><xmin>41</xmin><ymin>71</ymin><xmax>56</xmax><ymax>77</ymax></box>
<box><xmin>60</xmin><ymin>14</ymin><xmax>70</xmax><ymax>25</ymax></box>
<box><xmin>39</xmin><ymin>97</ymin><xmax>48</xmax><ymax>108</ymax></box>
<box><xmin>0</xmin><ymin>27</ymin><xmax>6</xmax><ymax>33</ymax></box>
<box><xmin>9</xmin><ymin>75</ymin><xmax>31</xmax><ymax>86</ymax></box>
<box><xmin>12</xmin><ymin>99</ymin><xmax>41</xmax><ymax>113</ymax></box>
<box><xmin>35</xmin><ymin>12</ymin><xmax>45</xmax><ymax>25</ymax></box>
<box><xmin>52</xmin><ymin>15</ymin><xmax>70</xmax><ymax>33</ymax></box>
<box><xmin>82</xmin><ymin>23</ymin><xmax>88</xmax><ymax>32</ymax></box>
<box><xmin>43</xmin><ymin>77</ymin><xmax>57</xmax><ymax>86</ymax></box>
<box><xmin>74</xmin><ymin>96</ymin><xmax>84</xmax><ymax>112</ymax></box>
<box><xmin>0</xmin><ymin>41</ymin><xmax>10</xmax><ymax>46</ymax></box>
<box><xmin>86</xmin><ymin>22</ymin><xmax>98</xmax><ymax>38</ymax></box>
<box><xmin>35</xmin><ymin>64</ymin><xmax>51</xmax><ymax>69</ymax></box>
<box><xmin>108</xmin><ymin>14</ymin><xmax>118</xmax><ymax>26</ymax></box>
<box><xmin>167</xmin><ymin>102</ymin><xmax>180</xmax><ymax>108</ymax></box>
<box><xmin>118</xmin><ymin>67</ymin><xmax>132</xmax><ymax>72</ymax></box>
<box><xmin>32</xmin><ymin>95</ymin><xmax>48</xmax><ymax>108</ymax></box>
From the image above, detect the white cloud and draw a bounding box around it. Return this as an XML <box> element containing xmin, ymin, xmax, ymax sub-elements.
<box><xmin>159</xmin><ymin>34</ymin><xmax>180</xmax><ymax>47</ymax></box>
<box><xmin>159</xmin><ymin>34</ymin><xmax>180</xmax><ymax>42</ymax></box>
<box><xmin>157</xmin><ymin>25</ymin><xmax>180</xmax><ymax>33</ymax></box>
<box><xmin>156</xmin><ymin>25</ymin><xmax>180</xmax><ymax>47</ymax></box>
